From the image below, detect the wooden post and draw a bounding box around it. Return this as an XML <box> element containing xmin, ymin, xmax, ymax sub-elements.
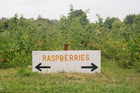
<box><xmin>64</xmin><ymin>44</ymin><xmax>70</xmax><ymax>50</ymax></box>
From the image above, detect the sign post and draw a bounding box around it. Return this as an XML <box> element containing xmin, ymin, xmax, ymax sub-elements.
<box><xmin>32</xmin><ymin>50</ymin><xmax>101</xmax><ymax>73</ymax></box>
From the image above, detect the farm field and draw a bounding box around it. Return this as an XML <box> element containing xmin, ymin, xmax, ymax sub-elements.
<box><xmin>0</xmin><ymin>6</ymin><xmax>140</xmax><ymax>93</ymax></box>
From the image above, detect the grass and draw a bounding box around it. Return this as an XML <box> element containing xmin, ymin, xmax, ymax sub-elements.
<box><xmin>0</xmin><ymin>58</ymin><xmax>140</xmax><ymax>93</ymax></box>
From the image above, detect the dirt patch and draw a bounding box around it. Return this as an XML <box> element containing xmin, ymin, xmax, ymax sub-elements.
<box><xmin>65</xmin><ymin>73</ymin><xmax>87</xmax><ymax>79</ymax></box>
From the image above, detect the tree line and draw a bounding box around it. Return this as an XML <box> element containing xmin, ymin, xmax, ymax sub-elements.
<box><xmin>0</xmin><ymin>6</ymin><xmax>139</xmax><ymax>69</ymax></box>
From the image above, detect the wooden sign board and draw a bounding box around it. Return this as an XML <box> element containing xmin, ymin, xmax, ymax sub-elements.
<box><xmin>32</xmin><ymin>50</ymin><xmax>101</xmax><ymax>73</ymax></box>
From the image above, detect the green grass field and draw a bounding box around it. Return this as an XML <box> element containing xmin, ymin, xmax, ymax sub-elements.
<box><xmin>0</xmin><ymin>58</ymin><xmax>140</xmax><ymax>93</ymax></box>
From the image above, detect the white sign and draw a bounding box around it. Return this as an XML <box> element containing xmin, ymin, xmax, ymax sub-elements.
<box><xmin>32</xmin><ymin>50</ymin><xmax>101</xmax><ymax>73</ymax></box>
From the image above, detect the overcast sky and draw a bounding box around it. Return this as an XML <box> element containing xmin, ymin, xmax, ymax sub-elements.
<box><xmin>0</xmin><ymin>0</ymin><xmax>140</xmax><ymax>22</ymax></box>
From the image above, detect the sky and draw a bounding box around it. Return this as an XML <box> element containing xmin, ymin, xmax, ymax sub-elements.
<box><xmin>0</xmin><ymin>0</ymin><xmax>140</xmax><ymax>22</ymax></box>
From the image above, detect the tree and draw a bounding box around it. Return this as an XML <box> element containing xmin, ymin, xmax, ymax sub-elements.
<box><xmin>133</xmin><ymin>14</ymin><xmax>140</xmax><ymax>24</ymax></box>
<box><xmin>112</xmin><ymin>18</ymin><xmax>122</xmax><ymax>29</ymax></box>
<box><xmin>124</xmin><ymin>14</ymin><xmax>136</xmax><ymax>25</ymax></box>
<box><xmin>133</xmin><ymin>14</ymin><xmax>140</xmax><ymax>33</ymax></box>
<box><xmin>96</xmin><ymin>14</ymin><xmax>103</xmax><ymax>26</ymax></box>
<box><xmin>104</xmin><ymin>17</ymin><xmax>119</xmax><ymax>29</ymax></box>
<box><xmin>68</xmin><ymin>6</ymin><xmax>89</xmax><ymax>26</ymax></box>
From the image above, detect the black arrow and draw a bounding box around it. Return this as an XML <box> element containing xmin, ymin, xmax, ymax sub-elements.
<box><xmin>35</xmin><ymin>63</ymin><xmax>51</xmax><ymax>71</ymax></box>
<box><xmin>81</xmin><ymin>63</ymin><xmax>98</xmax><ymax>72</ymax></box>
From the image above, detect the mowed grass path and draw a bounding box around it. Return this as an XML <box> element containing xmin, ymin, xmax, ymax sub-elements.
<box><xmin>0</xmin><ymin>59</ymin><xmax>140</xmax><ymax>93</ymax></box>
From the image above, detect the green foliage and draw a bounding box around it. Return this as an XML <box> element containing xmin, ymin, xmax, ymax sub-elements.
<box><xmin>134</xmin><ymin>14</ymin><xmax>140</xmax><ymax>24</ymax></box>
<box><xmin>124</xmin><ymin>14</ymin><xmax>136</xmax><ymax>25</ymax></box>
<box><xmin>96</xmin><ymin>14</ymin><xmax>103</xmax><ymax>26</ymax></box>
<box><xmin>68</xmin><ymin>6</ymin><xmax>89</xmax><ymax>26</ymax></box>
<box><xmin>0</xmin><ymin>8</ymin><xmax>139</xmax><ymax>69</ymax></box>
<box><xmin>104</xmin><ymin>17</ymin><xmax>120</xmax><ymax>29</ymax></box>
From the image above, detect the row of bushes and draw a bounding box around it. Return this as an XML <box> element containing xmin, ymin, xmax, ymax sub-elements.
<box><xmin>0</xmin><ymin>8</ymin><xmax>139</xmax><ymax>69</ymax></box>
